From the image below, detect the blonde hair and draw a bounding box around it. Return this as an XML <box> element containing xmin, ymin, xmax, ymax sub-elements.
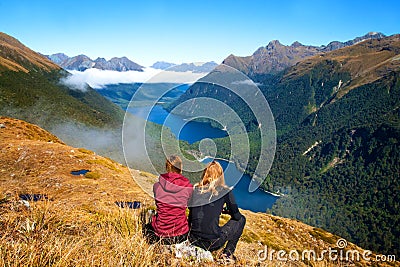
<box><xmin>196</xmin><ymin>161</ymin><xmax>228</xmax><ymax>196</ymax></box>
<box><xmin>165</xmin><ymin>155</ymin><xmax>182</xmax><ymax>174</ymax></box>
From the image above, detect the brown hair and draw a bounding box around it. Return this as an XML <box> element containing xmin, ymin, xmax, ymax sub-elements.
<box><xmin>165</xmin><ymin>155</ymin><xmax>182</xmax><ymax>174</ymax></box>
<box><xmin>196</xmin><ymin>161</ymin><xmax>228</xmax><ymax>196</ymax></box>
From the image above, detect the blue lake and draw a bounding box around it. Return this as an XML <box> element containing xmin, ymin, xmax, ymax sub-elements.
<box><xmin>128</xmin><ymin>105</ymin><xmax>228</xmax><ymax>144</ymax></box>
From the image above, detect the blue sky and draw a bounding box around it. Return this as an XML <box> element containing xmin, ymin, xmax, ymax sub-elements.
<box><xmin>0</xmin><ymin>0</ymin><xmax>399</xmax><ymax>66</ymax></box>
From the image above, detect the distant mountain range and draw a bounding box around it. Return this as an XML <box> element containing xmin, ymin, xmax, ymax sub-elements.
<box><xmin>46</xmin><ymin>53</ymin><xmax>218</xmax><ymax>74</ymax></box>
<box><xmin>46</xmin><ymin>32</ymin><xmax>385</xmax><ymax>75</ymax></box>
<box><xmin>223</xmin><ymin>32</ymin><xmax>386</xmax><ymax>76</ymax></box>
<box><xmin>46</xmin><ymin>53</ymin><xmax>144</xmax><ymax>72</ymax></box>
<box><xmin>151</xmin><ymin>61</ymin><xmax>218</xmax><ymax>73</ymax></box>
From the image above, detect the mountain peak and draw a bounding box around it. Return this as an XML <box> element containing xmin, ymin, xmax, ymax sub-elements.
<box><xmin>367</xmin><ymin>31</ymin><xmax>383</xmax><ymax>36</ymax></box>
<box><xmin>94</xmin><ymin>57</ymin><xmax>107</xmax><ymax>62</ymax></box>
<box><xmin>323</xmin><ymin>32</ymin><xmax>387</xmax><ymax>52</ymax></box>
<box><xmin>0</xmin><ymin>32</ymin><xmax>28</xmax><ymax>50</ymax></box>
<box><xmin>352</xmin><ymin>32</ymin><xmax>386</xmax><ymax>43</ymax></box>
<box><xmin>47</xmin><ymin>53</ymin><xmax>69</xmax><ymax>65</ymax></box>
<box><xmin>267</xmin><ymin>40</ymin><xmax>283</xmax><ymax>48</ymax></box>
<box><xmin>291</xmin><ymin>41</ymin><xmax>303</xmax><ymax>47</ymax></box>
<box><xmin>151</xmin><ymin>61</ymin><xmax>177</xmax><ymax>70</ymax></box>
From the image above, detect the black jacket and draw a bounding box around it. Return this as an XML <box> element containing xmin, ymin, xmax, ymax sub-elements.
<box><xmin>188</xmin><ymin>186</ymin><xmax>242</xmax><ymax>240</ymax></box>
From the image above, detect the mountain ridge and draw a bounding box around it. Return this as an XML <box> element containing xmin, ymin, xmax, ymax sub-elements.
<box><xmin>283</xmin><ymin>34</ymin><xmax>400</xmax><ymax>99</ymax></box>
<box><xmin>151</xmin><ymin>61</ymin><xmax>218</xmax><ymax>73</ymax></box>
<box><xmin>222</xmin><ymin>32</ymin><xmax>387</xmax><ymax>76</ymax></box>
<box><xmin>46</xmin><ymin>53</ymin><xmax>144</xmax><ymax>72</ymax></box>
<box><xmin>0</xmin><ymin>32</ymin><xmax>61</xmax><ymax>73</ymax></box>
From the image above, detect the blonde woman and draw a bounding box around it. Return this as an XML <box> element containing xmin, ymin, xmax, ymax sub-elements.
<box><xmin>144</xmin><ymin>155</ymin><xmax>193</xmax><ymax>244</ymax></box>
<box><xmin>188</xmin><ymin>161</ymin><xmax>246</xmax><ymax>262</ymax></box>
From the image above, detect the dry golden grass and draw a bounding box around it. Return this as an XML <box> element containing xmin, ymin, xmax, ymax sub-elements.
<box><xmin>0</xmin><ymin>200</ymin><xmax>173</xmax><ymax>266</ymax></box>
<box><xmin>77</xmin><ymin>148</ymin><xmax>95</xmax><ymax>155</ymax></box>
<box><xmin>0</xmin><ymin>32</ymin><xmax>61</xmax><ymax>73</ymax></box>
<box><xmin>0</xmin><ymin>117</ymin><xmax>398</xmax><ymax>266</ymax></box>
<box><xmin>84</xmin><ymin>171</ymin><xmax>101</xmax><ymax>180</ymax></box>
<box><xmin>86</xmin><ymin>158</ymin><xmax>121</xmax><ymax>173</ymax></box>
<box><xmin>0</xmin><ymin>56</ymin><xmax>29</xmax><ymax>72</ymax></box>
<box><xmin>2</xmin><ymin>199</ymin><xmax>397</xmax><ymax>267</ymax></box>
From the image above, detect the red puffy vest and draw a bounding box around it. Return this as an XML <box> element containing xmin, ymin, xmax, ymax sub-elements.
<box><xmin>151</xmin><ymin>172</ymin><xmax>193</xmax><ymax>237</ymax></box>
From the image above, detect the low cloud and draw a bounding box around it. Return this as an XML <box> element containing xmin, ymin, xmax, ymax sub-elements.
<box><xmin>50</xmin><ymin>122</ymin><xmax>125</xmax><ymax>163</ymax></box>
<box><xmin>59</xmin><ymin>74</ymin><xmax>90</xmax><ymax>92</ymax></box>
<box><xmin>60</xmin><ymin>68</ymin><xmax>208</xmax><ymax>91</ymax></box>
<box><xmin>231</xmin><ymin>80</ymin><xmax>262</xmax><ymax>86</ymax></box>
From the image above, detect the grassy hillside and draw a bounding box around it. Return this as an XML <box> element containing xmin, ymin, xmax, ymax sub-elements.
<box><xmin>0</xmin><ymin>70</ymin><xmax>124</xmax><ymax>129</ymax></box>
<box><xmin>0</xmin><ymin>32</ymin><xmax>60</xmax><ymax>73</ymax></box>
<box><xmin>1</xmin><ymin>117</ymin><xmax>395</xmax><ymax>266</ymax></box>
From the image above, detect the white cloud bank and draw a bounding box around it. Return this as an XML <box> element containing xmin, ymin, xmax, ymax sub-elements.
<box><xmin>60</xmin><ymin>68</ymin><xmax>208</xmax><ymax>91</ymax></box>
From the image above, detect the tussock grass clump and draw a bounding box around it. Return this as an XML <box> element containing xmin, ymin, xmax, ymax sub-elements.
<box><xmin>73</xmin><ymin>153</ymin><xmax>87</xmax><ymax>159</ymax></box>
<box><xmin>77</xmin><ymin>148</ymin><xmax>94</xmax><ymax>155</ymax></box>
<box><xmin>138</xmin><ymin>171</ymin><xmax>157</xmax><ymax>179</ymax></box>
<box><xmin>310</xmin><ymin>227</ymin><xmax>338</xmax><ymax>245</ymax></box>
<box><xmin>86</xmin><ymin>159</ymin><xmax>120</xmax><ymax>172</ymax></box>
<box><xmin>241</xmin><ymin>228</ymin><xmax>259</xmax><ymax>243</ymax></box>
<box><xmin>138</xmin><ymin>171</ymin><xmax>158</xmax><ymax>185</ymax></box>
<box><xmin>84</xmin><ymin>171</ymin><xmax>101</xmax><ymax>180</ymax></box>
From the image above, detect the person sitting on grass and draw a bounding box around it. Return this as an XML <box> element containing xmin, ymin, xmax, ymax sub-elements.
<box><xmin>143</xmin><ymin>155</ymin><xmax>193</xmax><ymax>244</ymax></box>
<box><xmin>188</xmin><ymin>161</ymin><xmax>246</xmax><ymax>263</ymax></box>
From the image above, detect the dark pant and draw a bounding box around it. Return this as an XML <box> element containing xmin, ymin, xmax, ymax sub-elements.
<box><xmin>189</xmin><ymin>214</ymin><xmax>246</xmax><ymax>255</ymax></box>
<box><xmin>143</xmin><ymin>223</ymin><xmax>188</xmax><ymax>245</ymax></box>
